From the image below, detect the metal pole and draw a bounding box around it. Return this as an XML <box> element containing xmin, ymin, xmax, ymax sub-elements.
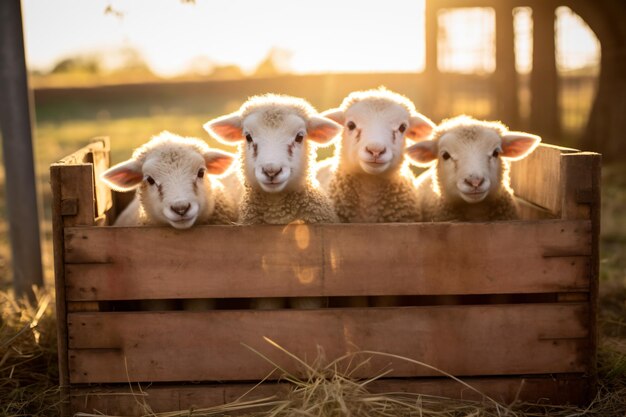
<box><xmin>0</xmin><ymin>0</ymin><xmax>44</xmax><ymax>299</ymax></box>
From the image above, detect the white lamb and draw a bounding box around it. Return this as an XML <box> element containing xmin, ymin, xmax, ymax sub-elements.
<box><xmin>204</xmin><ymin>94</ymin><xmax>342</xmax><ymax>309</ymax></box>
<box><xmin>317</xmin><ymin>87</ymin><xmax>435</xmax><ymax>223</ymax></box>
<box><xmin>406</xmin><ymin>115</ymin><xmax>541</xmax><ymax>222</ymax></box>
<box><xmin>102</xmin><ymin>131</ymin><xmax>237</xmax><ymax>228</ymax></box>
<box><xmin>101</xmin><ymin>131</ymin><xmax>238</xmax><ymax>311</ymax></box>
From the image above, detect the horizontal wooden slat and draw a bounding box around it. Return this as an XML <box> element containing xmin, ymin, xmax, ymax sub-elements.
<box><xmin>70</xmin><ymin>374</ymin><xmax>590</xmax><ymax>415</ymax></box>
<box><xmin>64</xmin><ymin>220</ymin><xmax>591</xmax><ymax>301</ymax></box>
<box><xmin>68</xmin><ymin>304</ymin><xmax>589</xmax><ymax>383</ymax></box>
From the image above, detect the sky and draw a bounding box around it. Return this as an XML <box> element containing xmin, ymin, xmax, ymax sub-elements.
<box><xmin>21</xmin><ymin>0</ymin><xmax>426</xmax><ymax>76</ymax></box>
<box><xmin>21</xmin><ymin>0</ymin><xmax>599</xmax><ymax>77</ymax></box>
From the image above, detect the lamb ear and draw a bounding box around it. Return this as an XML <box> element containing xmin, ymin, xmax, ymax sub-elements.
<box><xmin>320</xmin><ymin>108</ymin><xmax>345</xmax><ymax>125</ymax></box>
<box><xmin>406</xmin><ymin>140</ymin><xmax>438</xmax><ymax>167</ymax></box>
<box><xmin>306</xmin><ymin>116</ymin><xmax>342</xmax><ymax>144</ymax></box>
<box><xmin>501</xmin><ymin>131</ymin><xmax>541</xmax><ymax>160</ymax></box>
<box><xmin>203</xmin><ymin>112</ymin><xmax>244</xmax><ymax>145</ymax></box>
<box><xmin>406</xmin><ymin>113</ymin><xmax>435</xmax><ymax>140</ymax></box>
<box><xmin>203</xmin><ymin>149</ymin><xmax>235</xmax><ymax>175</ymax></box>
<box><xmin>101</xmin><ymin>159</ymin><xmax>143</xmax><ymax>192</ymax></box>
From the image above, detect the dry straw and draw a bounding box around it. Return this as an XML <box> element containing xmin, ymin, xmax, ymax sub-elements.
<box><xmin>0</xmin><ymin>287</ymin><xmax>60</xmax><ymax>416</ymax></box>
<box><xmin>76</xmin><ymin>336</ymin><xmax>626</xmax><ymax>417</ymax></box>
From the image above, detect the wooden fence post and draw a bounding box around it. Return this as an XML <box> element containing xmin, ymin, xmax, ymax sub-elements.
<box><xmin>0</xmin><ymin>0</ymin><xmax>44</xmax><ymax>299</ymax></box>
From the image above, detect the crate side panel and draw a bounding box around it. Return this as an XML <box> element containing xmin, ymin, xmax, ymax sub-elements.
<box><xmin>68</xmin><ymin>304</ymin><xmax>589</xmax><ymax>383</ymax></box>
<box><xmin>510</xmin><ymin>144</ymin><xmax>575</xmax><ymax>214</ymax></box>
<box><xmin>64</xmin><ymin>220</ymin><xmax>591</xmax><ymax>301</ymax></box>
<box><xmin>70</xmin><ymin>375</ymin><xmax>589</xmax><ymax>415</ymax></box>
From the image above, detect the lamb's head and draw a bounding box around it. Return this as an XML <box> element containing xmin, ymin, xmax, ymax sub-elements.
<box><xmin>407</xmin><ymin>116</ymin><xmax>541</xmax><ymax>204</ymax></box>
<box><xmin>323</xmin><ymin>88</ymin><xmax>434</xmax><ymax>176</ymax></box>
<box><xmin>204</xmin><ymin>94</ymin><xmax>341</xmax><ymax>193</ymax></box>
<box><xmin>101</xmin><ymin>131</ymin><xmax>235</xmax><ymax>229</ymax></box>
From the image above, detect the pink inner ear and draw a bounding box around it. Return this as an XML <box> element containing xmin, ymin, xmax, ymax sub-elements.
<box><xmin>406</xmin><ymin>142</ymin><xmax>438</xmax><ymax>165</ymax></box>
<box><xmin>408</xmin><ymin>124</ymin><xmax>434</xmax><ymax>140</ymax></box>
<box><xmin>104</xmin><ymin>169</ymin><xmax>143</xmax><ymax>189</ymax></box>
<box><xmin>307</xmin><ymin>117</ymin><xmax>342</xmax><ymax>143</ymax></box>
<box><xmin>205</xmin><ymin>154</ymin><xmax>234</xmax><ymax>175</ymax></box>
<box><xmin>209</xmin><ymin>122</ymin><xmax>243</xmax><ymax>142</ymax></box>
<box><xmin>501</xmin><ymin>135</ymin><xmax>540</xmax><ymax>159</ymax></box>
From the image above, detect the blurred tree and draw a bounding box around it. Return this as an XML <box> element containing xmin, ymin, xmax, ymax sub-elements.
<box><xmin>567</xmin><ymin>0</ymin><xmax>626</xmax><ymax>160</ymax></box>
<box><xmin>186</xmin><ymin>55</ymin><xmax>216</xmax><ymax>77</ymax></box>
<box><xmin>253</xmin><ymin>47</ymin><xmax>293</xmax><ymax>78</ymax></box>
<box><xmin>107</xmin><ymin>47</ymin><xmax>154</xmax><ymax>77</ymax></box>
<box><xmin>50</xmin><ymin>56</ymin><xmax>100</xmax><ymax>74</ymax></box>
<box><xmin>210</xmin><ymin>64</ymin><xmax>244</xmax><ymax>79</ymax></box>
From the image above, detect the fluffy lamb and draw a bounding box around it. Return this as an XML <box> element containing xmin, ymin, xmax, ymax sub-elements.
<box><xmin>406</xmin><ymin>115</ymin><xmax>541</xmax><ymax>221</ymax></box>
<box><xmin>101</xmin><ymin>131</ymin><xmax>237</xmax><ymax>228</ymax></box>
<box><xmin>204</xmin><ymin>94</ymin><xmax>342</xmax><ymax>309</ymax></box>
<box><xmin>318</xmin><ymin>87</ymin><xmax>435</xmax><ymax>223</ymax></box>
<box><xmin>204</xmin><ymin>94</ymin><xmax>340</xmax><ymax>225</ymax></box>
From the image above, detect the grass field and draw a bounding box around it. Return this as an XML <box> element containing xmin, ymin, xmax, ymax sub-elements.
<box><xmin>0</xmin><ymin>74</ymin><xmax>624</xmax><ymax>415</ymax></box>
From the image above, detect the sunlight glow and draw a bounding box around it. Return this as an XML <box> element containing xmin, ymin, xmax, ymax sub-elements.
<box><xmin>22</xmin><ymin>0</ymin><xmax>426</xmax><ymax>76</ymax></box>
<box><xmin>513</xmin><ymin>7</ymin><xmax>533</xmax><ymax>74</ymax></box>
<box><xmin>437</xmin><ymin>8</ymin><xmax>495</xmax><ymax>74</ymax></box>
<box><xmin>556</xmin><ymin>7</ymin><xmax>600</xmax><ymax>72</ymax></box>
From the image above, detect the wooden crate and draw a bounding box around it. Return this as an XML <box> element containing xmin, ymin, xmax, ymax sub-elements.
<box><xmin>51</xmin><ymin>138</ymin><xmax>601</xmax><ymax>416</ymax></box>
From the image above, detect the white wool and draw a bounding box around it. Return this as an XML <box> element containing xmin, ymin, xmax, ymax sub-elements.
<box><xmin>318</xmin><ymin>87</ymin><xmax>435</xmax><ymax>223</ymax></box>
<box><xmin>102</xmin><ymin>131</ymin><xmax>236</xmax><ymax>229</ymax></box>
<box><xmin>205</xmin><ymin>94</ymin><xmax>340</xmax><ymax>226</ymax></box>
<box><xmin>407</xmin><ymin>115</ymin><xmax>541</xmax><ymax>221</ymax></box>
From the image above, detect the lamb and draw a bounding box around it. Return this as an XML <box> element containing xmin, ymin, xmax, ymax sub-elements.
<box><xmin>204</xmin><ymin>94</ymin><xmax>342</xmax><ymax>309</ymax></box>
<box><xmin>101</xmin><ymin>131</ymin><xmax>237</xmax><ymax>228</ymax></box>
<box><xmin>406</xmin><ymin>115</ymin><xmax>541</xmax><ymax>222</ymax></box>
<box><xmin>318</xmin><ymin>87</ymin><xmax>435</xmax><ymax>223</ymax></box>
<box><xmin>101</xmin><ymin>131</ymin><xmax>238</xmax><ymax>311</ymax></box>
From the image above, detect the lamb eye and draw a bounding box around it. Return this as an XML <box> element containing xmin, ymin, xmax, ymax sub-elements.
<box><xmin>145</xmin><ymin>176</ymin><xmax>155</xmax><ymax>185</ymax></box>
<box><xmin>398</xmin><ymin>124</ymin><xmax>407</xmax><ymax>133</ymax></box>
<box><xmin>295</xmin><ymin>133</ymin><xmax>304</xmax><ymax>143</ymax></box>
<box><xmin>346</xmin><ymin>121</ymin><xmax>356</xmax><ymax>131</ymax></box>
<box><xmin>492</xmin><ymin>149</ymin><xmax>500</xmax><ymax>158</ymax></box>
<box><xmin>441</xmin><ymin>151</ymin><xmax>451</xmax><ymax>161</ymax></box>
<box><xmin>245</xmin><ymin>133</ymin><xmax>253</xmax><ymax>143</ymax></box>
<box><xmin>197</xmin><ymin>168</ymin><xmax>205</xmax><ymax>178</ymax></box>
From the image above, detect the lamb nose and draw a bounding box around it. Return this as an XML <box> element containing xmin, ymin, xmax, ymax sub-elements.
<box><xmin>263</xmin><ymin>167</ymin><xmax>282</xmax><ymax>179</ymax></box>
<box><xmin>365</xmin><ymin>146</ymin><xmax>386</xmax><ymax>159</ymax></box>
<box><xmin>171</xmin><ymin>203</ymin><xmax>191</xmax><ymax>216</ymax></box>
<box><xmin>465</xmin><ymin>177</ymin><xmax>485</xmax><ymax>188</ymax></box>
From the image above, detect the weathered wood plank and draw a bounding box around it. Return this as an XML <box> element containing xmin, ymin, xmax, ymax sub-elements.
<box><xmin>560</xmin><ymin>152</ymin><xmax>601</xmax><ymax>221</ymax></box>
<box><xmin>51</xmin><ymin>138</ymin><xmax>110</xmax><ymax>417</ymax></box>
<box><xmin>50</xmin><ymin>165</ymin><xmax>71</xmax><ymax>416</ymax></box>
<box><xmin>510</xmin><ymin>144</ymin><xmax>578</xmax><ymax>215</ymax></box>
<box><xmin>69</xmin><ymin>375</ymin><xmax>590</xmax><ymax>415</ymax></box>
<box><xmin>67</xmin><ymin>304</ymin><xmax>589</xmax><ymax>383</ymax></box>
<box><xmin>64</xmin><ymin>220</ymin><xmax>591</xmax><ymax>301</ymax></box>
<box><xmin>58</xmin><ymin>165</ymin><xmax>95</xmax><ymax>227</ymax></box>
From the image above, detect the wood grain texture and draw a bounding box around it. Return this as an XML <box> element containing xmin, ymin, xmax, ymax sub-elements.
<box><xmin>69</xmin><ymin>375</ymin><xmax>590</xmax><ymax>415</ymax></box>
<box><xmin>67</xmin><ymin>304</ymin><xmax>589</xmax><ymax>384</ymax></box>
<box><xmin>63</xmin><ymin>220</ymin><xmax>591</xmax><ymax>301</ymax></box>
<box><xmin>50</xmin><ymin>165</ymin><xmax>71</xmax><ymax>416</ymax></box>
<box><xmin>510</xmin><ymin>144</ymin><xmax>578</xmax><ymax>215</ymax></box>
<box><xmin>51</xmin><ymin>138</ymin><xmax>110</xmax><ymax>416</ymax></box>
<box><xmin>560</xmin><ymin>153</ymin><xmax>601</xmax><ymax>221</ymax></box>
